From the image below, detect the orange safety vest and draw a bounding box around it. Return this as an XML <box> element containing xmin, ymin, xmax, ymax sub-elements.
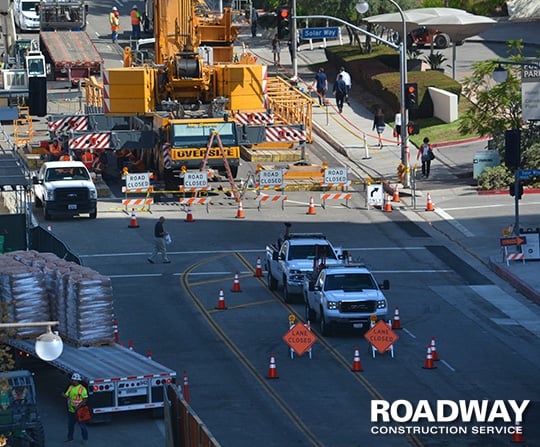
<box><xmin>82</xmin><ymin>151</ymin><xmax>95</xmax><ymax>169</ymax></box>
<box><xmin>131</xmin><ymin>9</ymin><xmax>140</xmax><ymax>25</ymax></box>
<box><xmin>110</xmin><ymin>12</ymin><xmax>119</xmax><ymax>31</ymax></box>
<box><xmin>60</xmin><ymin>154</ymin><xmax>72</xmax><ymax>161</ymax></box>
<box><xmin>49</xmin><ymin>143</ymin><xmax>62</xmax><ymax>156</ymax></box>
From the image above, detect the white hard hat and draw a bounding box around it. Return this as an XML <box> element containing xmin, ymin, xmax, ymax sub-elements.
<box><xmin>112</xmin><ymin>6</ymin><xmax>117</xmax><ymax>11</ymax></box>
<box><xmin>71</xmin><ymin>373</ymin><xmax>82</xmax><ymax>381</ymax></box>
<box><xmin>132</xmin><ymin>4</ymin><xmax>137</xmax><ymax>8</ymax></box>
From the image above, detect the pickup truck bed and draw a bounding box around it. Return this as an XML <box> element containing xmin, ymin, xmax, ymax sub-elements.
<box><xmin>40</xmin><ymin>31</ymin><xmax>103</xmax><ymax>80</ymax></box>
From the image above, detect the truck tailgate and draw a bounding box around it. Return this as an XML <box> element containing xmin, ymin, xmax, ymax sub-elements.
<box><xmin>40</xmin><ymin>31</ymin><xmax>103</xmax><ymax>66</ymax></box>
<box><xmin>10</xmin><ymin>339</ymin><xmax>176</xmax><ymax>381</ymax></box>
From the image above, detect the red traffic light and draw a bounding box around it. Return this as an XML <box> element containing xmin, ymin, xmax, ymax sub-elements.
<box><xmin>280</xmin><ymin>9</ymin><xmax>289</xmax><ymax>18</ymax></box>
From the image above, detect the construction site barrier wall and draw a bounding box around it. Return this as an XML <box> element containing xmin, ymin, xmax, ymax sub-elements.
<box><xmin>164</xmin><ymin>384</ymin><xmax>220</xmax><ymax>447</ymax></box>
<box><xmin>28</xmin><ymin>225</ymin><xmax>81</xmax><ymax>264</ymax></box>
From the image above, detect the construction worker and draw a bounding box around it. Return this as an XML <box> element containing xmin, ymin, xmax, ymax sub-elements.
<box><xmin>130</xmin><ymin>5</ymin><xmax>141</xmax><ymax>40</ymax></box>
<box><xmin>81</xmin><ymin>149</ymin><xmax>95</xmax><ymax>171</ymax></box>
<box><xmin>110</xmin><ymin>6</ymin><xmax>120</xmax><ymax>43</ymax></box>
<box><xmin>48</xmin><ymin>139</ymin><xmax>62</xmax><ymax>161</ymax></box>
<box><xmin>63</xmin><ymin>373</ymin><xmax>88</xmax><ymax>443</ymax></box>
<box><xmin>59</xmin><ymin>150</ymin><xmax>72</xmax><ymax>161</ymax></box>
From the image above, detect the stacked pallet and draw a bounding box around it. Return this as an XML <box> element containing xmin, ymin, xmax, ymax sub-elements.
<box><xmin>0</xmin><ymin>251</ymin><xmax>115</xmax><ymax>346</ymax></box>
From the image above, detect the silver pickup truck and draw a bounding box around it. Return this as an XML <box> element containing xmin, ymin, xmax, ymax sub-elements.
<box><xmin>32</xmin><ymin>161</ymin><xmax>97</xmax><ymax>220</ymax></box>
<box><xmin>303</xmin><ymin>264</ymin><xmax>389</xmax><ymax>335</ymax></box>
<box><xmin>266</xmin><ymin>227</ymin><xmax>342</xmax><ymax>303</ymax></box>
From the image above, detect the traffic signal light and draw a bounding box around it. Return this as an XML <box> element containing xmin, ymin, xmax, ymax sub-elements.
<box><xmin>407</xmin><ymin>121</ymin><xmax>419</xmax><ymax>135</ymax></box>
<box><xmin>277</xmin><ymin>6</ymin><xmax>290</xmax><ymax>39</ymax></box>
<box><xmin>404</xmin><ymin>83</ymin><xmax>418</xmax><ymax>110</ymax></box>
<box><xmin>504</xmin><ymin>129</ymin><xmax>521</xmax><ymax>169</ymax></box>
<box><xmin>509</xmin><ymin>181</ymin><xmax>524</xmax><ymax>200</ymax></box>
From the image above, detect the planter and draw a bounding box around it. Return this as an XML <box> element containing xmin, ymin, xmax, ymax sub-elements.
<box><xmin>407</xmin><ymin>59</ymin><xmax>422</xmax><ymax>71</ymax></box>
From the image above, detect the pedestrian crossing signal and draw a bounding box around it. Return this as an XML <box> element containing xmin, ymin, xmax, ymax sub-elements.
<box><xmin>277</xmin><ymin>6</ymin><xmax>290</xmax><ymax>39</ymax></box>
<box><xmin>404</xmin><ymin>83</ymin><xmax>418</xmax><ymax>110</ymax></box>
<box><xmin>407</xmin><ymin>122</ymin><xmax>420</xmax><ymax>135</ymax></box>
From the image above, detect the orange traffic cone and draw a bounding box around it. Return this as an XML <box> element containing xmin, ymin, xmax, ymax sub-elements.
<box><xmin>185</xmin><ymin>206</ymin><xmax>194</xmax><ymax>222</ymax></box>
<box><xmin>47</xmin><ymin>223</ymin><xmax>52</xmax><ymax>232</ymax></box>
<box><xmin>392</xmin><ymin>306</ymin><xmax>401</xmax><ymax>330</ymax></box>
<box><xmin>422</xmin><ymin>346</ymin><xmax>436</xmax><ymax>369</ymax></box>
<box><xmin>215</xmin><ymin>288</ymin><xmax>227</xmax><ymax>310</ymax></box>
<box><xmin>307</xmin><ymin>196</ymin><xmax>316</xmax><ymax>215</ymax></box>
<box><xmin>147</xmin><ymin>348</ymin><xmax>152</xmax><ymax>360</ymax></box>
<box><xmin>235</xmin><ymin>201</ymin><xmax>245</xmax><ymax>218</ymax></box>
<box><xmin>425</xmin><ymin>192</ymin><xmax>435</xmax><ymax>211</ymax></box>
<box><xmin>384</xmin><ymin>194</ymin><xmax>392</xmax><ymax>212</ymax></box>
<box><xmin>128</xmin><ymin>210</ymin><xmax>139</xmax><ymax>228</ymax></box>
<box><xmin>254</xmin><ymin>257</ymin><xmax>263</xmax><ymax>277</ymax></box>
<box><xmin>512</xmin><ymin>420</ymin><xmax>524</xmax><ymax>443</ymax></box>
<box><xmin>430</xmin><ymin>337</ymin><xmax>439</xmax><ymax>361</ymax></box>
<box><xmin>392</xmin><ymin>184</ymin><xmax>400</xmax><ymax>202</ymax></box>
<box><xmin>231</xmin><ymin>271</ymin><xmax>242</xmax><ymax>292</ymax></box>
<box><xmin>351</xmin><ymin>347</ymin><xmax>363</xmax><ymax>372</ymax></box>
<box><xmin>267</xmin><ymin>353</ymin><xmax>279</xmax><ymax>379</ymax></box>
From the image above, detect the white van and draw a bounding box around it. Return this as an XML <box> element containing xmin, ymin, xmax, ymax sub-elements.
<box><xmin>13</xmin><ymin>0</ymin><xmax>40</xmax><ymax>31</ymax></box>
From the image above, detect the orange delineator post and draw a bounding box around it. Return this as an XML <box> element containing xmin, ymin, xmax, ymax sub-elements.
<box><xmin>392</xmin><ymin>306</ymin><xmax>401</xmax><ymax>330</ymax></box>
<box><xmin>183</xmin><ymin>371</ymin><xmax>189</xmax><ymax>404</ymax></box>
<box><xmin>430</xmin><ymin>337</ymin><xmax>439</xmax><ymax>361</ymax></box>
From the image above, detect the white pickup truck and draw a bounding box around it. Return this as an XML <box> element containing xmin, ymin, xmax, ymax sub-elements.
<box><xmin>265</xmin><ymin>227</ymin><xmax>342</xmax><ymax>303</ymax></box>
<box><xmin>303</xmin><ymin>264</ymin><xmax>389</xmax><ymax>335</ymax></box>
<box><xmin>32</xmin><ymin>161</ymin><xmax>98</xmax><ymax>220</ymax></box>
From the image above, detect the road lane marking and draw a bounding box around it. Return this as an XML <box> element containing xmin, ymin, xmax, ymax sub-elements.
<box><xmin>441</xmin><ymin>359</ymin><xmax>456</xmax><ymax>372</ymax></box>
<box><xmin>435</xmin><ymin>208</ymin><xmax>475</xmax><ymax>237</ymax></box>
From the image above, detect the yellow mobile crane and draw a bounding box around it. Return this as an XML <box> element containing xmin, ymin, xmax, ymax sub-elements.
<box><xmin>59</xmin><ymin>0</ymin><xmax>312</xmax><ymax>188</ymax></box>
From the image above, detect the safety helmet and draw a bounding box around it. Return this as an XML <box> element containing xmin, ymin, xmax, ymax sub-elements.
<box><xmin>112</xmin><ymin>6</ymin><xmax>117</xmax><ymax>11</ymax></box>
<box><xmin>71</xmin><ymin>373</ymin><xmax>82</xmax><ymax>381</ymax></box>
<box><xmin>132</xmin><ymin>4</ymin><xmax>137</xmax><ymax>9</ymax></box>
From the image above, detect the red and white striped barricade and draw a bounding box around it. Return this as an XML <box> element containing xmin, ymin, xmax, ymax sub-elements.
<box><xmin>122</xmin><ymin>173</ymin><xmax>153</xmax><ymax>212</ymax></box>
<box><xmin>256</xmin><ymin>193</ymin><xmax>287</xmax><ymax>211</ymax></box>
<box><xmin>179</xmin><ymin>171</ymin><xmax>212</xmax><ymax>213</ymax></box>
<box><xmin>319</xmin><ymin>192</ymin><xmax>352</xmax><ymax>209</ymax></box>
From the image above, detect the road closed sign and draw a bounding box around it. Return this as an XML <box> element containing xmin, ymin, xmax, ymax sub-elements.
<box><xmin>259</xmin><ymin>169</ymin><xmax>283</xmax><ymax>187</ymax></box>
<box><xmin>283</xmin><ymin>322</ymin><xmax>317</xmax><ymax>356</ymax></box>
<box><xmin>324</xmin><ymin>167</ymin><xmax>348</xmax><ymax>184</ymax></box>
<box><xmin>364</xmin><ymin>320</ymin><xmax>399</xmax><ymax>353</ymax></box>
<box><xmin>125</xmin><ymin>173</ymin><xmax>150</xmax><ymax>190</ymax></box>
<box><xmin>184</xmin><ymin>171</ymin><xmax>208</xmax><ymax>189</ymax></box>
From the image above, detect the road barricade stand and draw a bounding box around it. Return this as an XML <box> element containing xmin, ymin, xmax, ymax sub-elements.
<box><xmin>121</xmin><ymin>172</ymin><xmax>154</xmax><ymax>213</ymax></box>
<box><xmin>500</xmin><ymin>236</ymin><xmax>527</xmax><ymax>266</ymax></box>
<box><xmin>178</xmin><ymin>171</ymin><xmax>213</xmax><ymax>214</ymax></box>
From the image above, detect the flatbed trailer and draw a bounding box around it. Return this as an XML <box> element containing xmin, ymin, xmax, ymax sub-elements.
<box><xmin>10</xmin><ymin>338</ymin><xmax>177</xmax><ymax>419</ymax></box>
<box><xmin>40</xmin><ymin>31</ymin><xmax>103</xmax><ymax>81</ymax></box>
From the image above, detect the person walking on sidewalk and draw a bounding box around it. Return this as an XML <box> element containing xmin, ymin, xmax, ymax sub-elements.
<box><xmin>394</xmin><ymin>111</ymin><xmax>402</xmax><ymax>145</ymax></box>
<box><xmin>336</xmin><ymin>67</ymin><xmax>352</xmax><ymax>105</ymax></box>
<box><xmin>63</xmin><ymin>373</ymin><xmax>88</xmax><ymax>444</ymax></box>
<box><xmin>250</xmin><ymin>7</ymin><xmax>258</xmax><ymax>37</ymax></box>
<box><xmin>271</xmin><ymin>34</ymin><xmax>281</xmax><ymax>65</ymax></box>
<box><xmin>110</xmin><ymin>6</ymin><xmax>120</xmax><ymax>43</ymax></box>
<box><xmin>333</xmin><ymin>74</ymin><xmax>348</xmax><ymax>113</ymax></box>
<box><xmin>373</xmin><ymin>108</ymin><xmax>386</xmax><ymax>148</ymax></box>
<box><xmin>312</xmin><ymin>67</ymin><xmax>328</xmax><ymax>106</ymax></box>
<box><xmin>148</xmin><ymin>216</ymin><xmax>171</xmax><ymax>263</ymax></box>
<box><xmin>417</xmin><ymin>137</ymin><xmax>435</xmax><ymax>178</ymax></box>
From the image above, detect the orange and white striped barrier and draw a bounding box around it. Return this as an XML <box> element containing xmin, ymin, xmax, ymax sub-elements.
<box><xmin>505</xmin><ymin>252</ymin><xmax>525</xmax><ymax>265</ymax></box>
<box><xmin>320</xmin><ymin>192</ymin><xmax>352</xmax><ymax>209</ymax></box>
<box><xmin>256</xmin><ymin>194</ymin><xmax>287</xmax><ymax>210</ymax></box>
<box><xmin>122</xmin><ymin>198</ymin><xmax>153</xmax><ymax>211</ymax></box>
<box><xmin>319</xmin><ymin>181</ymin><xmax>351</xmax><ymax>188</ymax></box>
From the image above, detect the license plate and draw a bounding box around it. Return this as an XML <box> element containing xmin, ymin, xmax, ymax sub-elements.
<box><xmin>353</xmin><ymin>323</ymin><xmax>364</xmax><ymax>328</ymax></box>
<box><xmin>68</xmin><ymin>204</ymin><xmax>77</xmax><ymax>210</ymax></box>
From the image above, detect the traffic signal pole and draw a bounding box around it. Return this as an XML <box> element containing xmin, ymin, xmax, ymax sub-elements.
<box><xmin>292</xmin><ymin>0</ymin><xmax>298</xmax><ymax>79</ymax></box>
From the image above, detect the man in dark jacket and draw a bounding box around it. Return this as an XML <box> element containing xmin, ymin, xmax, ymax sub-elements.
<box><xmin>333</xmin><ymin>74</ymin><xmax>348</xmax><ymax>113</ymax></box>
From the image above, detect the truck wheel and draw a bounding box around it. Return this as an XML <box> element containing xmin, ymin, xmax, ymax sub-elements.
<box><xmin>43</xmin><ymin>206</ymin><xmax>51</xmax><ymax>220</ymax></box>
<box><xmin>434</xmin><ymin>33</ymin><xmax>450</xmax><ymax>49</ymax></box>
<box><xmin>304</xmin><ymin>298</ymin><xmax>316</xmax><ymax>323</ymax></box>
<box><xmin>89</xmin><ymin>209</ymin><xmax>97</xmax><ymax>219</ymax></box>
<box><xmin>283</xmin><ymin>282</ymin><xmax>292</xmax><ymax>303</ymax></box>
<box><xmin>29</xmin><ymin>420</ymin><xmax>45</xmax><ymax>447</ymax></box>
<box><xmin>267</xmin><ymin>269</ymin><xmax>278</xmax><ymax>291</ymax></box>
<box><xmin>320</xmin><ymin>311</ymin><xmax>332</xmax><ymax>336</ymax></box>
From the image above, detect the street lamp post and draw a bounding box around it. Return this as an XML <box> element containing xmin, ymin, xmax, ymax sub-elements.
<box><xmin>356</xmin><ymin>0</ymin><xmax>410</xmax><ymax>187</ymax></box>
<box><xmin>0</xmin><ymin>321</ymin><xmax>63</xmax><ymax>361</ymax></box>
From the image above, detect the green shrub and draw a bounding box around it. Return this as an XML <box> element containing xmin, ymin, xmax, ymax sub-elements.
<box><xmin>477</xmin><ymin>165</ymin><xmax>513</xmax><ymax>190</ymax></box>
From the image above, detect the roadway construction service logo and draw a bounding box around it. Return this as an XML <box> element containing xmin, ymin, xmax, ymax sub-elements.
<box><xmin>370</xmin><ymin>399</ymin><xmax>529</xmax><ymax>437</ymax></box>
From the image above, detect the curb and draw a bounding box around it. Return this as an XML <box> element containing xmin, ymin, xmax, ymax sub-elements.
<box><xmin>478</xmin><ymin>188</ymin><xmax>540</xmax><ymax>195</ymax></box>
<box><xmin>433</xmin><ymin>135</ymin><xmax>491</xmax><ymax>148</ymax></box>
<box><xmin>487</xmin><ymin>257</ymin><xmax>540</xmax><ymax>306</ymax></box>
